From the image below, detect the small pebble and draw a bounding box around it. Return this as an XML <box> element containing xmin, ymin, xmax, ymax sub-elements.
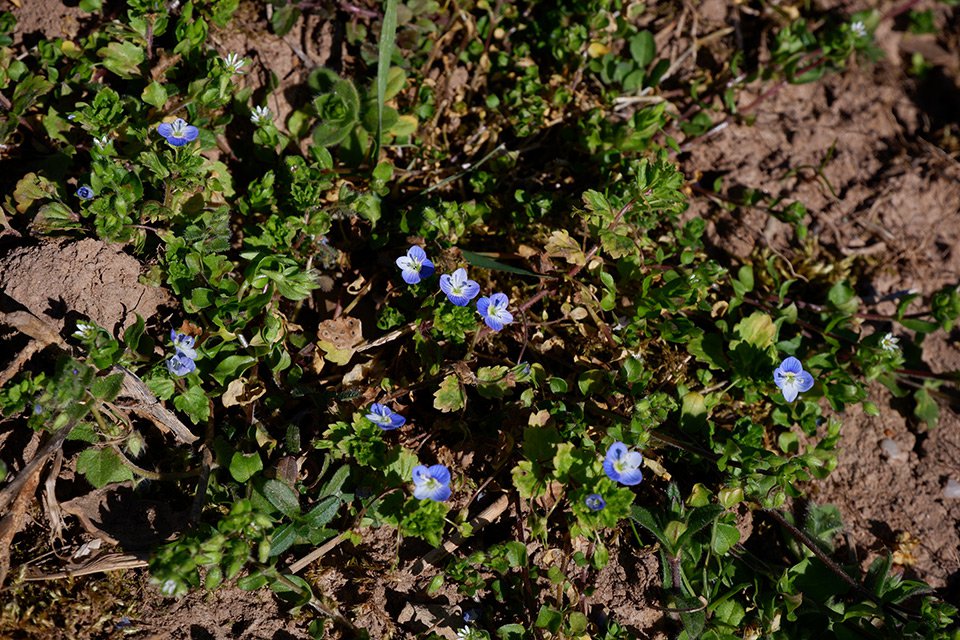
<box><xmin>880</xmin><ymin>438</ymin><xmax>908</xmax><ymax>462</ymax></box>
<box><xmin>944</xmin><ymin>478</ymin><xmax>960</xmax><ymax>499</ymax></box>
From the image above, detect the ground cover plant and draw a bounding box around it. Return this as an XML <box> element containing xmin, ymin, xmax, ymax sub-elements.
<box><xmin>1</xmin><ymin>0</ymin><xmax>960</xmax><ymax>638</ymax></box>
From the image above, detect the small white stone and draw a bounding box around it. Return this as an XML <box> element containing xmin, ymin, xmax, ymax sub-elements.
<box><xmin>880</xmin><ymin>438</ymin><xmax>907</xmax><ymax>462</ymax></box>
<box><xmin>944</xmin><ymin>478</ymin><xmax>960</xmax><ymax>499</ymax></box>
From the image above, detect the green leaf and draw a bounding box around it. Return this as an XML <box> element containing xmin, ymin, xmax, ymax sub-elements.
<box><xmin>212</xmin><ymin>355</ymin><xmax>257</xmax><ymax>386</ymax></box>
<box><xmin>318</xmin><ymin>464</ymin><xmax>350</xmax><ymax>497</ymax></box>
<box><xmin>141</xmin><ymin>81</ymin><xmax>167</xmax><ymax>108</ymax></box>
<box><xmin>477</xmin><ymin>365</ymin><xmax>512</xmax><ymax>399</ymax></box>
<box><xmin>372</xmin><ymin>0</ymin><xmax>398</xmax><ymax>162</ymax></box>
<box><xmin>77</xmin><ymin>448</ymin><xmax>134</xmax><ymax>488</ymax></box>
<box><xmin>461</xmin><ymin>250</ymin><xmax>542</xmax><ymax>278</ymax></box>
<box><xmin>236</xmin><ymin>573</ymin><xmax>269</xmax><ymax>590</ymax></box>
<box><xmin>433</xmin><ymin>374</ymin><xmax>465</xmax><ymax>412</ymax></box>
<box><xmin>711</xmin><ymin>521</ymin><xmax>740</xmax><ymax>555</ymax></box>
<box><xmin>630</xmin><ymin>505</ymin><xmax>671</xmax><ymax>549</ymax></box>
<box><xmin>629</xmin><ymin>30</ymin><xmax>656</xmax><ymax>67</ymax></box>
<box><xmin>914</xmin><ymin>387</ymin><xmax>939</xmax><ymax>429</ymax></box>
<box><xmin>229</xmin><ymin>452</ymin><xmax>263</xmax><ymax>483</ymax></box>
<box><xmin>173</xmin><ymin>383</ymin><xmax>211</xmax><ymax>424</ymax></box>
<box><xmin>676</xmin><ymin>505</ymin><xmax>725</xmax><ymax>549</ymax></box>
<box><xmin>736</xmin><ymin>311</ymin><xmax>776</xmax><ymax>348</ymax></box>
<box><xmin>89</xmin><ymin>373</ymin><xmax>124</xmax><ymax>402</ymax></box>
<box><xmin>97</xmin><ymin>42</ymin><xmax>145</xmax><ymax>78</ymax></box>
<box><xmin>263</xmin><ymin>479</ymin><xmax>301</xmax><ymax>518</ymax></box>
<box><xmin>535</xmin><ymin>606</ymin><xmax>562</xmax><ymax>632</ymax></box>
<box><xmin>305</xmin><ymin>495</ymin><xmax>341</xmax><ymax>529</ymax></box>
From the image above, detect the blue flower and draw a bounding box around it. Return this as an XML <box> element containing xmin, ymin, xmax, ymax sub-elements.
<box><xmin>439</xmin><ymin>268</ymin><xmax>480</xmax><ymax>306</ymax></box>
<box><xmin>603</xmin><ymin>441</ymin><xmax>643</xmax><ymax>486</ymax></box>
<box><xmin>366</xmin><ymin>403</ymin><xmax>406</xmax><ymax>430</ymax></box>
<box><xmin>166</xmin><ymin>352</ymin><xmax>196</xmax><ymax>377</ymax></box>
<box><xmin>773</xmin><ymin>356</ymin><xmax>815</xmax><ymax>403</ymax></box>
<box><xmin>170</xmin><ymin>329</ymin><xmax>198</xmax><ymax>360</ymax></box>
<box><xmin>76</xmin><ymin>185</ymin><xmax>95</xmax><ymax>200</ymax></box>
<box><xmin>476</xmin><ymin>293</ymin><xmax>514</xmax><ymax>331</ymax></box>
<box><xmin>585</xmin><ymin>493</ymin><xmax>606</xmax><ymax>511</ymax></box>
<box><xmin>157</xmin><ymin>118</ymin><xmax>199</xmax><ymax>147</ymax></box>
<box><xmin>412</xmin><ymin>464</ymin><xmax>452</xmax><ymax>501</ymax></box>
<box><xmin>395</xmin><ymin>246</ymin><xmax>435</xmax><ymax>284</ymax></box>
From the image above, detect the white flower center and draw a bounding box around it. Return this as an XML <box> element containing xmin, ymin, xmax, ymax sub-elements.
<box><xmin>170</xmin><ymin>120</ymin><xmax>189</xmax><ymax>137</ymax></box>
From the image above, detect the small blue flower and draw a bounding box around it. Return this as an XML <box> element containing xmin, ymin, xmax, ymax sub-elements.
<box><xmin>395</xmin><ymin>246</ymin><xmax>435</xmax><ymax>285</ymax></box>
<box><xmin>603</xmin><ymin>441</ymin><xmax>643</xmax><ymax>486</ymax></box>
<box><xmin>76</xmin><ymin>185</ymin><xmax>95</xmax><ymax>200</ymax></box>
<box><xmin>170</xmin><ymin>329</ymin><xmax>198</xmax><ymax>360</ymax></box>
<box><xmin>585</xmin><ymin>493</ymin><xmax>606</xmax><ymax>511</ymax></box>
<box><xmin>412</xmin><ymin>464</ymin><xmax>452</xmax><ymax>501</ymax></box>
<box><xmin>157</xmin><ymin>118</ymin><xmax>199</xmax><ymax>147</ymax></box>
<box><xmin>166</xmin><ymin>352</ymin><xmax>196</xmax><ymax>377</ymax></box>
<box><xmin>773</xmin><ymin>356</ymin><xmax>815</xmax><ymax>403</ymax></box>
<box><xmin>476</xmin><ymin>293</ymin><xmax>514</xmax><ymax>331</ymax></box>
<box><xmin>439</xmin><ymin>268</ymin><xmax>480</xmax><ymax>306</ymax></box>
<box><xmin>366</xmin><ymin>403</ymin><xmax>406</xmax><ymax>430</ymax></box>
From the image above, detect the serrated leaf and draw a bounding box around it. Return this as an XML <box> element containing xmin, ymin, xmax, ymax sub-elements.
<box><xmin>77</xmin><ymin>447</ymin><xmax>134</xmax><ymax>488</ymax></box>
<box><xmin>141</xmin><ymin>81</ymin><xmax>167</xmax><ymax>108</ymax></box>
<box><xmin>433</xmin><ymin>374</ymin><xmax>465</xmax><ymax>412</ymax></box>
<box><xmin>89</xmin><ymin>373</ymin><xmax>124</xmax><ymax>402</ymax></box>
<box><xmin>544</xmin><ymin>229</ymin><xmax>585</xmax><ymax>265</ymax></box>
<box><xmin>97</xmin><ymin>41</ymin><xmax>144</xmax><ymax>78</ymax></box>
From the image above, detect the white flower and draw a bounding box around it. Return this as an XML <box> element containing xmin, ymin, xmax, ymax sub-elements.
<box><xmin>851</xmin><ymin>20</ymin><xmax>867</xmax><ymax>38</ymax></box>
<box><xmin>160</xmin><ymin>579</ymin><xmax>178</xmax><ymax>596</ymax></box>
<box><xmin>880</xmin><ymin>332</ymin><xmax>899</xmax><ymax>353</ymax></box>
<box><xmin>222</xmin><ymin>52</ymin><xmax>246</xmax><ymax>75</ymax></box>
<box><xmin>94</xmin><ymin>135</ymin><xmax>110</xmax><ymax>149</ymax></box>
<box><xmin>250</xmin><ymin>105</ymin><xmax>271</xmax><ymax>125</ymax></box>
<box><xmin>73</xmin><ymin>322</ymin><xmax>96</xmax><ymax>340</ymax></box>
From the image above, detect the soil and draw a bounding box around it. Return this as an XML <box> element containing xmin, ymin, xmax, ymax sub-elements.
<box><xmin>0</xmin><ymin>238</ymin><xmax>171</xmax><ymax>334</ymax></box>
<box><xmin>682</xmin><ymin>0</ymin><xmax>960</xmax><ymax>605</ymax></box>
<box><xmin>2</xmin><ymin>0</ymin><xmax>960</xmax><ymax>638</ymax></box>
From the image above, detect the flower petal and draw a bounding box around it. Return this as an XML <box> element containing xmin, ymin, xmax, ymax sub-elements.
<box><xmin>797</xmin><ymin>371</ymin><xmax>814</xmax><ymax>392</ymax></box>
<box><xmin>407</xmin><ymin>246</ymin><xmax>427</xmax><ymax>262</ymax></box>
<box><xmin>781</xmin><ymin>384</ymin><xmax>799</xmax><ymax>403</ymax></box>
<box><xmin>476</xmin><ymin>297</ymin><xmax>491</xmax><ymax>316</ymax></box>
<box><xmin>184</xmin><ymin>125</ymin><xmax>199</xmax><ymax>142</ymax></box>
<box><xmin>412</xmin><ymin>465</ymin><xmax>430</xmax><ymax>485</ymax></box>
<box><xmin>157</xmin><ymin>122</ymin><xmax>173</xmax><ymax>138</ymax></box>
<box><xmin>484</xmin><ymin>315</ymin><xmax>504</xmax><ymax>331</ymax></box>
<box><xmin>780</xmin><ymin>357</ymin><xmax>803</xmax><ymax>374</ymax></box>
<box><xmin>401</xmin><ymin>268</ymin><xmax>421</xmax><ymax>285</ymax></box>
<box><xmin>602</xmin><ymin>458</ymin><xmax>620</xmax><ymax>482</ymax></box>
<box><xmin>427</xmin><ymin>464</ymin><xmax>451</xmax><ymax>485</ymax></box>
<box><xmin>624</xmin><ymin>451</ymin><xmax>643</xmax><ymax>469</ymax></box>
<box><xmin>605</xmin><ymin>441</ymin><xmax>627</xmax><ymax>464</ymax></box>
<box><xmin>489</xmin><ymin>293</ymin><xmax>509</xmax><ymax>308</ymax></box>
<box><xmin>419</xmin><ymin>260</ymin><xmax>435</xmax><ymax>279</ymax></box>
<box><xmin>439</xmin><ymin>274</ymin><xmax>454</xmax><ymax>296</ymax></box>
<box><xmin>460</xmin><ymin>280</ymin><xmax>481</xmax><ymax>301</ymax></box>
<box><xmin>617</xmin><ymin>468</ymin><xmax>643</xmax><ymax>486</ymax></box>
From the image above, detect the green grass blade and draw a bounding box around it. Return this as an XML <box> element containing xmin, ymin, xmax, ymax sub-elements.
<box><xmin>373</xmin><ymin>0</ymin><xmax>398</xmax><ymax>164</ymax></box>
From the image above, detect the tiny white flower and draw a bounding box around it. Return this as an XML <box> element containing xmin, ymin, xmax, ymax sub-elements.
<box><xmin>94</xmin><ymin>135</ymin><xmax>110</xmax><ymax>149</ymax></box>
<box><xmin>160</xmin><ymin>579</ymin><xmax>178</xmax><ymax>596</ymax></box>
<box><xmin>880</xmin><ymin>332</ymin><xmax>899</xmax><ymax>353</ymax></box>
<box><xmin>851</xmin><ymin>20</ymin><xmax>867</xmax><ymax>38</ymax></box>
<box><xmin>250</xmin><ymin>105</ymin><xmax>272</xmax><ymax>125</ymax></box>
<box><xmin>456</xmin><ymin>628</ymin><xmax>472</xmax><ymax>640</ymax></box>
<box><xmin>73</xmin><ymin>322</ymin><xmax>96</xmax><ymax>340</ymax></box>
<box><xmin>222</xmin><ymin>52</ymin><xmax>245</xmax><ymax>75</ymax></box>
